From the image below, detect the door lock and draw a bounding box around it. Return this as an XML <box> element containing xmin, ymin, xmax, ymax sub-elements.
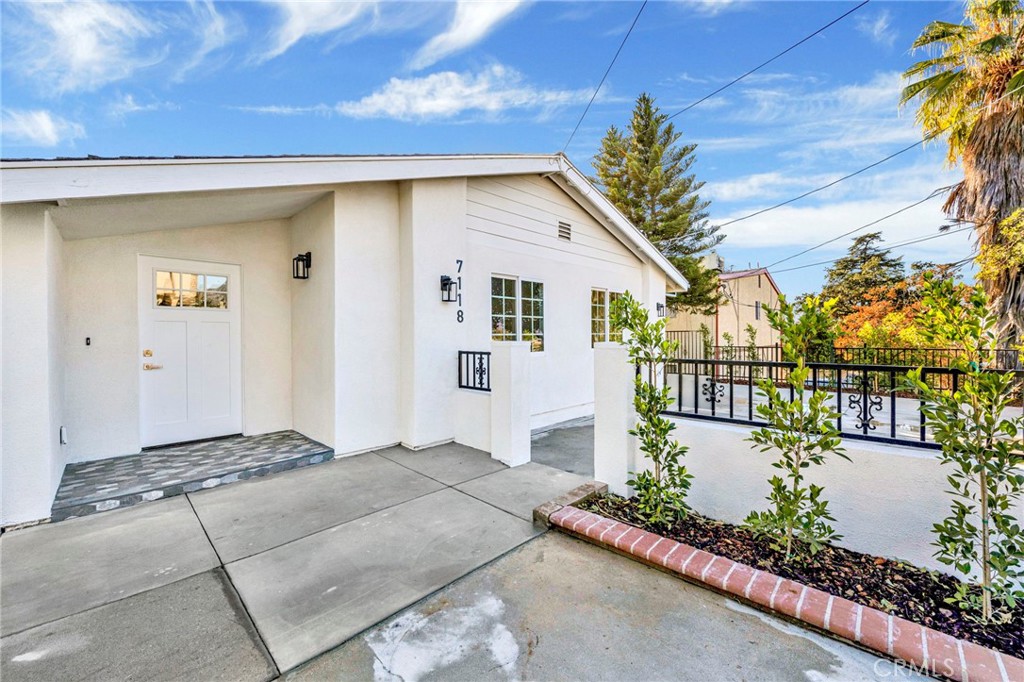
<box><xmin>143</xmin><ymin>349</ymin><xmax>153</xmax><ymax>357</ymax></box>
<box><xmin>143</xmin><ymin>363</ymin><xmax>163</xmax><ymax>371</ymax></box>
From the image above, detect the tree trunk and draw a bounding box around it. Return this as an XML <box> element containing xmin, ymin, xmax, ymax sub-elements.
<box><xmin>945</xmin><ymin>108</ymin><xmax>1024</xmax><ymax>348</ymax></box>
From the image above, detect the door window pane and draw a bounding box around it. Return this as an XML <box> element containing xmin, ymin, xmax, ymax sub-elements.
<box><xmin>155</xmin><ymin>271</ymin><xmax>228</xmax><ymax>309</ymax></box>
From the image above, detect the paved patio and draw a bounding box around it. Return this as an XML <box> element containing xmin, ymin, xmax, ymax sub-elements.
<box><xmin>50</xmin><ymin>431</ymin><xmax>334</xmax><ymax>522</ymax></box>
<box><xmin>531</xmin><ymin>417</ymin><xmax>594</xmax><ymax>477</ymax></box>
<box><xmin>1</xmin><ymin>442</ymin><xmax>588</xmax><ymax>678</ymax></box>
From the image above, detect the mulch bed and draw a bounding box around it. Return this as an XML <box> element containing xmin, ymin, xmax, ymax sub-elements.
<box><xmin>579</xmin><ymin>494</ymin><xmax>1023</xmax><ymax>659</ymax></box>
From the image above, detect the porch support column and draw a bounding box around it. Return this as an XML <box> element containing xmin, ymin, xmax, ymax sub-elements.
<box><xmin>489</xmin><ymin>341</ymin><xmax>530</xmax><ymax>467</ymax></box>
<box><xmin>593</xmin><ymin>342</ymin><xmax>637</xmax><ymax>496</ymax></box>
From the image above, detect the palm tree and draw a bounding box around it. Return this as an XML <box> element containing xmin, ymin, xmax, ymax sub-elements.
<box><xmin>901</xmin><ymin>0</ymin><xmax>1024</xmax><ymax>347</ymax></box>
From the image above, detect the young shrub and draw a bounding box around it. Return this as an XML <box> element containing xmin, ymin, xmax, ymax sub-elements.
<box><xmin>745</xmin><ymin>323</ymin><xmax>761</xmax><ymax>379</ymax></box>
<box><xmin>699</xmin><ymin>323</ymin><xmax>713</xmax><ymax>360</ymax></box>
<box><xmin>721</xmin><ymin>331</ymin><xmax>736</xmax><ymax>361</ymax></box>
<box><xmin>745</xmin><ymin>295</ymin><xmax>848</xmax><ymax>559</ymax></box>
<box><xmin>906</xmin><ymin>276</ymin><xmax>1024</xmax><ymax>623</ymax></box>
<box><xmin>611</xmin><ymin>292</ymin><xmax>693</xmax><ymax>527</ymax></box>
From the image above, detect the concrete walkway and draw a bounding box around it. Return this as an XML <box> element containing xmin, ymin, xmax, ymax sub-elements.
<box><xmin>284</xmin><ymin>533</ymin><xmax>923</xmax><ymax>681</ymax></box>
<box><xmin>0</xmin><ymin>443</ymin><xmax>589</xmax><ymax>679</ymax></box>
<box><xmin>530</xmin><ymin>418</ymin><xmax>594</xmax><ymax>477</ymax></box>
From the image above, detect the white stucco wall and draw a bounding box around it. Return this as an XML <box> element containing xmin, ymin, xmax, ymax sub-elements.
<box><xmin>671</xmin><ymin>419</ymin><xmax>1024</xmax><ymax>576</ymax></box>
<box><xmin>1</xmin><ymin>204</ymin><xmax>66</xmax><ymax>525</ymax></box>
<box><xmin>399</xmin><ymin>178</ymin><xmax>469</xmax><ymax>449</ymax></box>
<box><xmin>334</xmin><ymin>183</ymin><xmax>401</xmax><ymax>454</ymax></box>
<box><xmin>62</xmin><ymin>219</ymin><xmax>294</xmax><ymax>461</ymax></box>
<box><xmin>291</xmin><ymin>195</ymin><xmax>335</xmax><ymax>449</ymax></box>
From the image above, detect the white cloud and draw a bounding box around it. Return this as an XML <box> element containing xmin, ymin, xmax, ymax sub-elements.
<box><xmin>230</xmin><ymin>104</ymin><xmax>334</xmax><ymax>116</ymax></box>
<box><xmin>856</xmin><ymin>10</ymin><xmax>896</xmax><ymax>48</ymax></box>
<box><xmin>175</xmin><ymin>0</ymin><xmax>233</xmax><ymax>80</ymax></box>
<box><xmin>107</xmin><ymin>94</ymin><xmax>177</xmax><ymax>119</ymax></box>
<box><xmin>410</xmin><ymin>1</ymin><xmax>523</xmax><ymax>70</ymax></box>
<box><xmin>8</xmin><ymin>1</ymin><xmax>160</xmax><ymax>94</ymax></box>
<box><xmin>336</xmin><ymin>64</ymin><xmax>590</xmax><ymax>121</ymax></box>
<box><xmin>259</xmin><ymin>1</ymin><xmax>376</xmax><ymax>62</ymax></box>
<box><xmin>1</xmin><ymin>109</ymin><xmax>85</xmax><ymax>147</ymax></box>
<box><xmin>676</xmin><ymin>0</ymin><xmax>747</xmax><ymax>17</ymax></box>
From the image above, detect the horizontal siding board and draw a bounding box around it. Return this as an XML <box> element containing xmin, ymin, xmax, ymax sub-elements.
<box><xmin>465</xmin><ymin>202</ymin><xmax>628</xmax><ymax>258</ymax></box>
<box><xmin>467</xmin><ymin>176</ymin><xmax>638</xmax><ymax>266</ymax></box>
<box><xmin>466</xmin><ymin>227</ymin><xmax>640</xmax><ymax>271</ymax></box>
<box><xmin>472</xmin><ymin>176</ymin><xmax>601</xmax><ymax>227</ymax></box>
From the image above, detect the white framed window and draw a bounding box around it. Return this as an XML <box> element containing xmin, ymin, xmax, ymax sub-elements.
<box><xmin>591</xmin><ymin>289</ymin><xmax>623</xmax><ymax>346</ymax></box>
<box><xmin>155</xmin><ymin>270</ymin><xmax>228</xmax><ymax>309</ymax></box>
<box><xmin>491</xmin><ymin>275</ymin><xmax>544</xmax><ymax>352</ymax></box>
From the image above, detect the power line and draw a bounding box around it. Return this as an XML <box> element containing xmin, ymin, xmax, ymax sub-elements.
<box><xmin>773</xmin><ymin>225</ymin><xmax>975</xmax><ymax>273</ymax></box>
<box><xmin>562</xmin><ymin>1</ymin><xmax>648</xmax><ymax>153</ymax></box>
<box><xmin>765</xmin><ymin>186</ymin><xmax>950</xmax><ymax>269</ymax></box>
<box><xmin>666</xmin><ymin>0</ymin><xmax>870</xmax><ymax>121</ymax></box>
<box><xmin>716</xmin><ymin>82</ymin><xmax>1024</xmax><ymax>230</ymax></box>
<box><xmin>717</xmin><ymin>130</ymin><xmax>943</xmax><ymax>229</ymax></box>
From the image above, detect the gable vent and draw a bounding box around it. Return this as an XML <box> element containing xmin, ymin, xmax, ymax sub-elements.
<box><xmin>557</xmin><ymin>221</ymin><xmax>572</xmax><ymax>241</ymax></box>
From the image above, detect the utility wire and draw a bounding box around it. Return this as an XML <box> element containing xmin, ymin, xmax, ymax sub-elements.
<box><xmin>562</xmin><ymin>1</ymin><xmax>648</xmax><ymax>153</ymax></box>
<box><xmin>666</xmin><ymin>0</ymin><xmax>870</xmax><ymax>121</ymax></box>
<box><xmin>773</xmin><ymin>225</ymin><xmax>975</xmax><ymax>273</ymax></box>
<box><xmin>765</xmin><ymin>186</ymin><xmax>950</xmax><ymax>269</ymax></box>
<box><xmin>717</xmin><ymin>82</ymin><xmax>1024</xmax><ymax>230</ymax></box>
<box><xmin>717</xmin><ymin>130</ymin><xmax>942</xmax><ymax>229</ymax></box>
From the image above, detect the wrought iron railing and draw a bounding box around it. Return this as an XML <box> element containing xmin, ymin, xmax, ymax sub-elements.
<box><xmin>668</xmin><ymin>341</ymin><xmax>1022</xmax><ymax>371</ymax></box>
<box><xmin>660</xmin><ymin>357</ymin><xmax>1024</xmax><ymax>450</ymax></box>
<box><xmin>458</xmin><ymin>351</ymin><xmax>491</xmax><ymax>392</ymax></box>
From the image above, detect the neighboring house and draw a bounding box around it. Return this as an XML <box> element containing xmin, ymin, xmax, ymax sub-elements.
<box><xmin>667</xmin><ymin>265</ymin><xmax>781</xmax><ymax>348</ymax></box>
<box><xmin>0</xmin><ymin>153</ymin><xmax>686</xmax><ymax>526</ymax></box>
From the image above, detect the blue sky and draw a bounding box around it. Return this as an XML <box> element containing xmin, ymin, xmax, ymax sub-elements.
<box><xmin>1</xmin><ymin>0</ymin><xmax>974</xmax><ymax>296</ymax></box>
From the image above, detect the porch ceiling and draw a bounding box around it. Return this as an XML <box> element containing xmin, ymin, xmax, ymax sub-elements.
<box><xmin>51</xmin><ymin>187</ymin><xmax>330</xmax><ymax>240</ymax></box>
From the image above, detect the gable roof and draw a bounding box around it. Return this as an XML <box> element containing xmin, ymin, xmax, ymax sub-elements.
<box><xmin>719</xmin><ymin>267</ymin><xmax>781</xmax><ymax>295</ymax></box>
<box><xmin>0</xmin><ymin>153</ymin><xmax>687</xmax><ymax>290</ymax></box>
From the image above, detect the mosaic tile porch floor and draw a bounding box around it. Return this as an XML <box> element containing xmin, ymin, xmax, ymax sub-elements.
<box><xmin>51</xmin><ymin>431</ymin><xmax>334</xmax><ymax>522</ymax></box>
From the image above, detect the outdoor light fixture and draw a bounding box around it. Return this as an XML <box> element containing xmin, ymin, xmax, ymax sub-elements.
<box><xmin>656</xmin><ymin>302</ymin><xmax>667</xmax><ymax>318</ymax></box>
<box><xmin>293</xmin><ymin>252</ymin><xmax>312</xmax><ymax>280</ymax></box>
<box><xmin>440</xmin><ymin>275</ymin><xmax>457</xmax><ymax>302</ymax></box>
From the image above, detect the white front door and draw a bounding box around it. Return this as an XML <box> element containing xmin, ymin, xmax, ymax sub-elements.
<box><xmin>138</xmin><ymin>256</ymin><xmax>243</xmax><ymax>447</ymax></box>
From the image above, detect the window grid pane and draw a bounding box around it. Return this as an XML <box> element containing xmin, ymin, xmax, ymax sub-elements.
<box><xmin>591</xmin><ymin>289</ymin><xmax>607</xmax><ymax>347</ymax></box>
<box><xmin>491</xmin><ymin>276</ymin><xmax>517</xmax><ymax>341</ymax></box>
<box><xmin>521</xmin><ymin>280</ymin><xmax>543</xmax><ymax>352</ymax></box>
<box><xmin>608</xmin><ymin>292</ymin><xmax>623</xmax><ymax>343</ymax></box>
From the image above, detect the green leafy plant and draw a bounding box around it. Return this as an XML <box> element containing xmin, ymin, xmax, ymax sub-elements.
<box><xmin>745</xmin><ymin>295</ymin><xmax>848</xmax><ymax>559</ymax></box>
<box><xmin>611</xmin><ymin>292</ymin><xmax>693</xmax><ymax>527</ymax></box>
<box><xmin>905</xmin><ymin>276</ymin><xmax>1024</xmax><ymax>622</ymax></box>
<box><xmin>721</xmin><ymin>331</ymin><xmax>736</xmax><ymax>361</ymax></box>
<box><xmin>699</xmin><ymin>323</ymin><xmax>713</xmax><ymax>360</ymax></box>
<box><xmin>745</xmin><ymin>323</ymin><xmax>761</xmax><ymax>379</ymax></box>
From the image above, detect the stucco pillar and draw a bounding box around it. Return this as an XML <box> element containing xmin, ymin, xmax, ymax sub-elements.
<box><xmin>490</xmin><ymin>341</ymin><xmax>531</xmax><ymax>467</ymax></box>
<box><xmin>594</xmin><ymin>342</ymin><xmax>637</xmax><ymax>496</ymax></box>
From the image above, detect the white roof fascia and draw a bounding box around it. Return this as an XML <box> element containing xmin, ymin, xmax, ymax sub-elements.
<box><xmin>552</xmin><ymin>156</ymin><xmax>688</xmax><ymax>291</ymax></box>
<box><xmin>0</xmin><ymin>152</ymin><xmax>688</xmax><ymax>291</ymax></box>
<box><xmin>0</xmin><ymin>154</ymin><xmax>561</xmax><ymax>204</ymax></box>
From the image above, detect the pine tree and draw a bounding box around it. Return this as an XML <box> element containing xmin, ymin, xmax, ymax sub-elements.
<box><xmin>821</xmin><ymin>232</ymin><xmax>906</xmax><ymax>317</ymax></box>
<box><xmin>592</xmin><ymin>93</ymin><xmax>723</xmax><ymax>314</ymax></box>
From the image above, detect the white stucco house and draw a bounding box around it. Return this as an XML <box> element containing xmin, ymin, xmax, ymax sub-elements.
<box><xmin>0</xmin><ymin>153</ymin><xmax>686</xmax><ymax>526</ymax></box>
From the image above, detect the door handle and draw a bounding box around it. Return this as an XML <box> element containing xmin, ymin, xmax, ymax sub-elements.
<box><xmin>143</xmin><ymin>363</ymin><xmax>164</xmax><ymax>371</ymax></box>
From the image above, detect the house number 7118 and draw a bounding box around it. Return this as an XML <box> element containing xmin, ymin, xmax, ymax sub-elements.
<box><xmin>456</xmin><ymin>259</ymin><xmax>464</xmax><ymax>323</ymax></box>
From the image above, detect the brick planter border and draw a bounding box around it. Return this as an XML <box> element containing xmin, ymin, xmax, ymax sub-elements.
<box><xmin>542</xmin><ymin>504</ymin><xmax>1023</xmax><ymax>682</ymax></box>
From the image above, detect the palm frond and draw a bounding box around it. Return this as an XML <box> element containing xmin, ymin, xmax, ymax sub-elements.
<box><xmin>911</xmin><ymin>20</ymin><xmax>970</xmax><ymax>50</ymax></box>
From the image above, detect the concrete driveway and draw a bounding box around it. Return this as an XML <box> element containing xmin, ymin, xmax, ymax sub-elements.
<box><xmin>285</xmin><ymin>533</ymin><xmax>924</xmax><ymax>682</ymax></box>
<box><xmin>2</xmin><ymin>440</ymin><xmax>913</xmax><ymax>681</ymax></box>
<box><xmin>1</xmin><ymin>443</ymin><xmax>588</xmax><ymax>679</ymax></box>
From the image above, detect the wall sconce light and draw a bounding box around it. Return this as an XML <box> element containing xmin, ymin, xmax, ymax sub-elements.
<box><xmin>440</xmin><ymin>275</ymin><xmax>457</xmax><ymax>302</ymax></box>
<box><xmin>656</xmin><ymin>302</ymin><xmax>667</xmax><ymax>318</ymax></box>
<box><xmin>293</xmin><ymin>252</ymin><xmax>312</xmax><ymax>280</ymax></box>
